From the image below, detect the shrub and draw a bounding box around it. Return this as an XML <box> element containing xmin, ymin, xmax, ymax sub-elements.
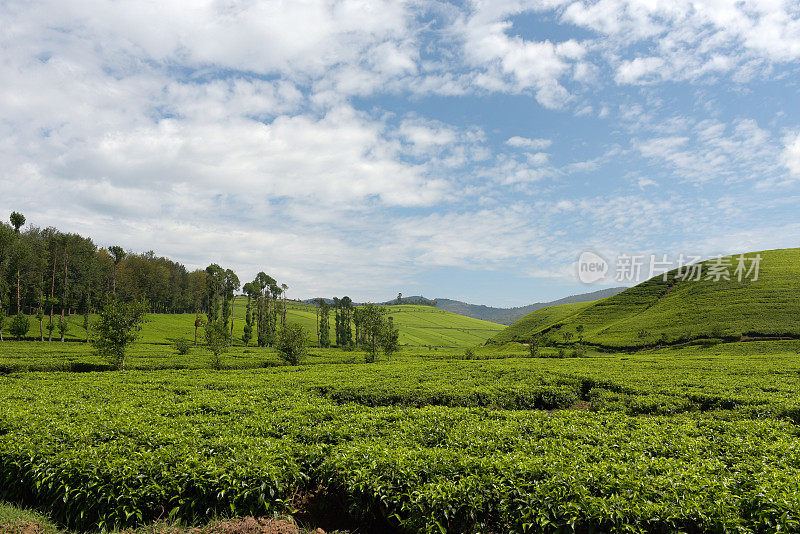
<box><xmin>92</xmin><ymin>298</ymin><xmax>149</xmax><ymax>371</ymax></box>
<box><xmin>8</xmin><ymin>313</ymin><xmax>30</xmax><ymax>341</ymax></box>
<box><xmin>204</xmin><ymin>321</ymin><xmax>229</xmax><ymax>370</ymax></box>
<box><xmin>171</xmin><ymin>338</ymin><xmax>192</xmax><ymax>355</ymax></box>
<box><xmin>276</xmin><ymin>323</ymin><xmax>307</xmax><ymax>365</ymax></box>
<box><xmin>463</xmin><ymin>347</ymin><xmax>475</xmax><ymax>359</ymax></box>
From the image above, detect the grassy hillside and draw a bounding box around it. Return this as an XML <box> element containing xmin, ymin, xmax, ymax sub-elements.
<box><xmin>489</xmin><ymin>300</ymin><xmax>597</xmax><ymax>344</ymax></box>
<box><xmin>383</xmin><ymin>304</ymin><xmax>504</xmax><ymax>347</ymax></box>
<box><xmin>492</xmin><ymin>248</ymin><xmax>800</xmax><ymax>348</ymax></box>
<box><xmin>14</xmin><ymin>300</ymin><xmax>502</xmax><ymax>349</ymax></box>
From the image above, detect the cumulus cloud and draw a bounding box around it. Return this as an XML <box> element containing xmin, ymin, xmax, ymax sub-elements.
<box><xmin>783</xmin><ymin>132</ymin><xmax>800</xmax><ymax>178</ymax></box>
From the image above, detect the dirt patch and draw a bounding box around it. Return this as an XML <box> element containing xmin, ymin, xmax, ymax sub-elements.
<box><xmin>0</xmin><ymin>521</ymin><xmax>48</xmax><ymax>534</ymax></box>
<box><xmin>570</xmin><ymin>400</ymin><xmax>591</xmax><ymax>410</ymax></box>
<box><xmin>203</xmin><ymin>517</ymin><xmax>307</xmax><ymax>534</ymax></box>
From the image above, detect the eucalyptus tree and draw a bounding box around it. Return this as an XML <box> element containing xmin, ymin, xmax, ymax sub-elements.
<box><xmin>108</xmin><ymin>246</ymin><xmax>126</xmax><ymax>295</ymax></box>
<box><xmin>359</xmin><ymin>303</ymin><xmax>387</xmax><ymax>362</ymax></box>
<box><xmin>281</xmin><ymin>283</ymin><xmax>288</xmax><ymax>328</ymax></box>
<box><xmin>318</xmin><ymin>300</ymin><xmax>331</xmax><ymax>348</ymax></box>
<box><xmin>381</xmin><ymin>316</ymin><xmax>400</xmax><ymax>360</ymax></box>
<box><xmin>332</xmin><ymin>297</ymin><xmax>341</xmax><ymax>346</ymax></box>
<box><xmin>241</xmin><ymin>281</ymin><xmax>256</xmax><ymax>346</ymax></box>
<box><xmin>9</xmin><ymin>212</ymin><xmax>25</xmax><ymax>234</ymax></box>
<box><xmin>312</xmin><ymin>298</ymin><xmax>323</xmax><ymax>347</ymax></box>
<box><xmin>223</xmin><ymin>269</ymin><xmax>240</xmax><ymax>345</ymax></box>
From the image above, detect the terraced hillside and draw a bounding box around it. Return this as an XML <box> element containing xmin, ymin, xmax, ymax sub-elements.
<box><xmin>489</xmin><ymin>300</ymin><xmax>596</xmax><ymax>345</ymax></box>
<box><xmin>491</xmin><ymin>248</ymin><xmax>800</xmax><ymax>348</ymax></box>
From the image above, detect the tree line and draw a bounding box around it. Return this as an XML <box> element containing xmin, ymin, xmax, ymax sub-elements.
<box><xmin>0</xmin><ymin>211</ymin><xmax>399</xmax><ymax>363</ymax></box>
<box><xmin>312</xmin><ymin>297</ymin><xmax>399</xmax><ymax>362</ymax></box>
<box><xmin>0</xmin><ymin>212</ymin><xmax>292</xmax><ymax>342</ymax></box>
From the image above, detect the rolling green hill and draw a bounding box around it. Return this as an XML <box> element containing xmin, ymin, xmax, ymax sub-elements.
<box><xmin>491</xmin><ymin>248</ymin><xmax>800</xmax><ymax>348</ymax></box>
<box><xmin>18</xmin><ymin>300</ymin><xmax>503</xmax><ymax>349</ymax></box>
<box><xmin>489</xmin><ymin>300</ymin><xmax>597</xmax><ymax>345</ymax></box>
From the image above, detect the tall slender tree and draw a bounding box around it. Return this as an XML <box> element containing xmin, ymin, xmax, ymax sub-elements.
<box><xmin>108</xmin><ymin>246</ymin><xmax>126</xmax><ymax>296</ymax></box>
<box><xmin>281</xmin><ymin>283</ymin><xmax>288</xmax><ymax>328</ymax></box>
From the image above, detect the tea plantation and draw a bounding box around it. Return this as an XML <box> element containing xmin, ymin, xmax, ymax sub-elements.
<box><xmin>1</xmin><ymin>340</ymin><xmax>800</xmax><ymax>532</ymax></box>
<box><xmin>490</xmin><ymin>248</ymin><xmax>800</xmax><ymax>349</ymax></box>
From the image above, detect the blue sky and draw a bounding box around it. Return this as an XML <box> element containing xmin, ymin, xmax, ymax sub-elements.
<box><xmin>2</xmin><ymin>0</ymin><xmax>800</xmax><ymax>306</ymax></box>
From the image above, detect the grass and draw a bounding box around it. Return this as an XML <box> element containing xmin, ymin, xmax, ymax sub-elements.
<box><xmin>492</xmin><ymin>248</ymin><xmax>800</xmax><ymax>348</ymax></box>
<box><xmin>489</xmin><ymin>300</ymin><xmax>596</xmax><ymax>345</ymax></box>
<box><xmin>0</xmin><ymin>502</ymin><xmax>62</xmax><ymax>534</ymax></box>
<box><xmin>9</xmin><ymin>302</ymin><xmax>502</xmax><ymax>350</ymax></box>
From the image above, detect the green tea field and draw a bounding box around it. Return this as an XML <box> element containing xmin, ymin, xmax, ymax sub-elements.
<box><xmin>491</xmin><ymin>249</ymin><xmax>800</xmax><ymax>349</ymax></box>
<box><xmin>1</xmin><ymin>341</ymin><xmax>800</xmax><ymax>532</ymax></box>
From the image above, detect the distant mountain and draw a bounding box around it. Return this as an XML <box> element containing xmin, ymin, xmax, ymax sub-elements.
<box><xmin>303</xmin><ymin>288</ymin><xmax>627</xmax><ymax>325</ymax></box>
<box><xmin>434</xmin><ymin>287</ymin><xmax>627</xmax><ymax>324</ymax></box>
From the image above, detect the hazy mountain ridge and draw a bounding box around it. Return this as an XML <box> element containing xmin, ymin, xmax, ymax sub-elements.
<box><xmin>434</xmin><ymin>288</ymin><xmax>628</xmax><ymax>324</ymax></box>
<box><xmin>303</xmin><ymin>288</ymin><xmax>626</xmax><ymax>324</ymax></box>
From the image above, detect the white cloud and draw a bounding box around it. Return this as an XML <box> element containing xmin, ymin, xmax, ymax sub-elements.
<box><xmin>635</xmin><ymin>118</ymin><xmax>782</xmax><ymax>184</ymax></box>
<box><xmin>783</xmin><ymin>131</ymin><xmax>800</xmax><ymax>178</ymax></box>
<box><xmin>506</xmin><ymin>136</ymin><xmax>552</xmax><ymax>150</ymax></box>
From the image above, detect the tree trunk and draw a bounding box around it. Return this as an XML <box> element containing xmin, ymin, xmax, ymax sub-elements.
<box><xmin>315</xmin><ymin>306</ymin><xmax>319</xmax><ymax>348</ymax></box>
<box><xmin>61</xmin><ymin>249</ymin><xmax>68</xmax><ymax>342</ymax></box>
<box><xmin>229</xmin><ymin>295</ymin><xmax>236</xmax><ymax>345</ymax></box>
<box><xmin>85</xmin><ymin>292</ymin><xmax>91</xmax><ymax>343</ymax></box>
<box><xmin>282</xmin><ymin>290</ymin><xmax>287</xmax><ymax>328</ymax></box>
<box><xmin>48</xmin><ymin>253</ymin><xmax>56</xmax><ymax>342</ymax></box>
<box><xmin>39</xmin><ymin>313</ymin><xmax>43</xmax><ymax>342</ymax></box>
<box><xmin>16</xmin><ymin>270</ymin><xmax>20</xmax><ymax>315</ymax></box>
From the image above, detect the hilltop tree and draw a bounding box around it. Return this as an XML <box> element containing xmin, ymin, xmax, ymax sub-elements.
<box><xmin>9</xmin><ymin>212</ymin><xmax>25</xmax><ymax>234</ymax></box>
<box><xmin>92</xmin><ymin>297</ymin><xmax>149</xmax><ymax>371</ymax></box>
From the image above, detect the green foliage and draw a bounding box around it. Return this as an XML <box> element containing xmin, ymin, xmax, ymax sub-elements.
<box><xmin>8</xmin><ymin>314</ymin><xmax>29</xmax><ymax>341</ymax></box>
<box><xmin>528</xmin><ymin>336</ymin><xmax>539</xmax><ymax>357</ymax></box>
<box><xmin>171</xmin><ymin>337</ymin><xmax>192</xmax><ymax>355</ymax></box>
<box><xmin>8</xmin><ymin>211</ymin><xmax>25</xmax><ymax>233</ymax></box>
<box><xmin>380</xmin><ymin>316</ymin><xmax>400</xmax><ymax>359</ymax></box>
<box><xmin>57</xmin><ymin>314</ymin><xmax>69</xmax><ymax>340</ymax></box>
<box><xmin>92</xmin><ymin>298</ymin><xmax>149</xmax><ymax>371</ymax></box>
<box><xmin>2</xmin><ymin>343</ymin><xmax>800</xmax><ymax>531</ymax></box>
<box><xmin>496</xmin><ymin>249</ymin><xmax>800</xmax><ymax>349</ymax></box>
<box><xmin>204</xmin><ymin>319</ymin><xmax>228</xmax><ymax>370</ymax></box>
<box><xmin>275</xmin><ymin>323</ymin><xmax>307</xmax><ymax>365</ymax></box>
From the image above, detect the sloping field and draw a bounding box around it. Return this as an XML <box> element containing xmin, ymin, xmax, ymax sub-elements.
<box><xmin>19</xmin><ymin>301</ymin><xmax>501</xmax><ymax>349</ymax></box>
<box><xmin>492</xmin><ymin>248</ymin><xmax>800</xmax><ymax>348</ymax></box>
<box><xmin>489</xmin><ymin>300</ymin><xmax>596</xmax><ymax>344</ymax></box>
<box><xmin>384</xmin><ymin>305</ymin><xmax>504</xmax><ymax>347</ymax></box>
